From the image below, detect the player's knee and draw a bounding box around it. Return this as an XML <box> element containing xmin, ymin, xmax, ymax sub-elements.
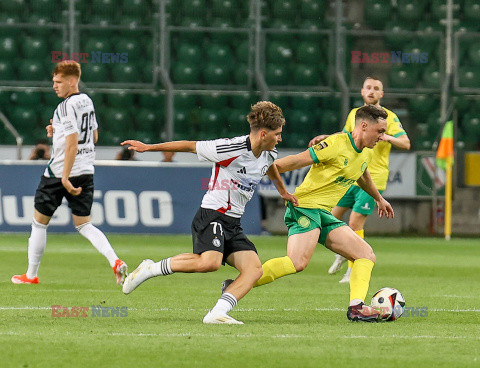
<box><xmin>252</xmin><ymin>264</ymin><xmax>263</xmax><ymax>281</ymax></box>
<box><xmin>364</xmin><ymin>249</ymin><xmax>376</xmax><ymax>263</ymax></box>
<box><xmin>292</xmin><ymin>258</ymin><xmax>308</xmax><ymax>272</ymax></box>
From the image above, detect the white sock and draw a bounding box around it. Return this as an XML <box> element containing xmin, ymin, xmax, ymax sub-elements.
<box><xmin>344</xmin><ymin>266</ymin><xmax>352</xmax><ymax>276</ymax></box>
<box><xmin>150</xmin><ymin>258</ymin><xmax>173</xmax><ymax>276</ymax></box>
<box><xmin>336</xmin><ymin>254</ymin><xmax>346</xmax><ymax>262</ymax></box>
<box><xmin>210</xmin><ymin>293</ymin><xmax>237</xmax><ymax>315</ymax></box>
<box><xmin>76</xmin><ymin>222</ymin><xmax>118</xmax><ymax>267</ymax></box>
<box><xmin>26</xmin><ymin>219</ymin><xmax>48</xmax><ymax>278</ymax></box>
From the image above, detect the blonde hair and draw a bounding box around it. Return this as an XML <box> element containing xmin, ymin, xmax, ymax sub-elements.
<box><xmin>247</xmin><ymin>101</ymin><xmax>285</xmax><ymax>131</ymax></box>
<box><xmin>52</xmin><ymin>60</ymin><xmax>81</xmax><ymax>79</ymax></box>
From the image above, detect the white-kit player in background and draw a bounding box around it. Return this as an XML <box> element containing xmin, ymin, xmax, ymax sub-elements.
<box><xmin>12</xmin><ymin>61</ymin><xmax>128</xmax><ymax>285</ymax></box>
<box><xmin>121</xmin><ymin>101</ymin><xmax>298</xmax><ymax>324</ymax></box>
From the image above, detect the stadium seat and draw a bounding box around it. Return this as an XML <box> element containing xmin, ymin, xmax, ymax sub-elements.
<box><xmin>291</xmin><ymin>94</ymin><xmax>320</xmax><ymax>110</ymax></box>
<box><xmin>210</xmin><ymin>19</ymin><xmax>238</xmax><ymax>44</ymax></box>
<box><xmin>230</xmin><ymin>93</ymin><xmax>255</xmax><ymax>110</ymax></box>
<box><xmin>212</xmin><ymin>0</ymin><xmax>237</xmax><ymax>18</ymax></box>
<box><xmin>462</xmin><ymin>113</ymin><xmax>480</xmax><ymax>136</ymax></box>
<box><xmin>458</xmin><ymin>67</ymin><xmax>480</xmax><ymax>88</ymax></box>
<box><xmin>422</xmin><ymin>66</ymin><xmax>441</xmax><ymax>89</ymax></box>
<box><xmin>0</xmin><ymin>0</ymin><xmax>25</xmax><ymax>14</ymax></box>
<box><xmin>91</xmin><ymin>0</ymin><xmax>116</xmax><ymax>15</ymax></box>
<box><xmin>115</xmin><ymin>38</ymin><xmax>142</xmax><ymax>61</ymax></box>
<box><xmin>467</xmin><ymin>43</ymin><xmax>480</xmax><ymax>66</ymax></box>
<box><xmin>318</xmin><ymin>110</ymin><xmax>340</xmax><ymax>134</ymax></box>
<box><xmin>122</xmin><ymin>0</ymin><xmax>148</xmax><ymax>15</ymax></box>
<box><xmin>202</xmin><ymin>63</ymin><xmax>231</xmax><ymax>84</ymax></box>
<box><xmin>181</xmin><ymin>0</ymin><xmax>207</xmax><ymax>18</ymax></box>
<box><xmin>431</xmin><ymin>0</ymin><xmax>460</xmax><ymax>20</ymax></box>
<box><xmin>21</xmin><ymin>37</ymin><xmax>48</xmax><ymax>59</ymax></box>
<box><xmin>288</xmin><ymin>110</ymin><xmax>315</xmax><ymax>130</ymax></box>
<box><xmin>0</xmin><ymin>37</ymin><xmax>17</xmax><ymax>61</ymax></box>
<box><xmin>235</xmin><ymin>40</ymin><xmax>251</xmax><ymax>63</ymax></box>
<box><xmin>137</xmin><ymin>92</ymin><xmax>162</xmax><ymax>110</ymax></box>
<box><xmin>292</xmin><ymin>64</ymin><xmax>322</xmax><ymax>86</ymax></box>
<box><xmin>265</xmin><ymin>64</ymin><xmax>289</xmax><ymax>85</ymax></box>
<box><xmin>11</xmin><ymin>106</ymin><xmax>38</xmax><ymax>129</ymax></box>
<box><xmin>426</xmin><ymin>112</ymin><xmax>442</xmax><ymax>136</ymax></box>
<box><xmin>296</xmin><ymin>41</ymin><xmax>321</xmax><ymax>64</ymax></box>
<box><xmin>81</xmin><ymin>63</ymin><xmax>109</xmax><ymax>83</ymax></box>
<box><xmin>269</xmin><ymin>93</ymin><xmax>289</xmax><ymax>110</ymax></box>
<box><xmin>175</xmin><ymin>92</ymin><xmax>197</xmax><ymax>109</ymax></box>
<box><xmin>173</xmin><ymin>108</ymin><xmax>192</xmax><ymax>136</ymax></box>
<box><xmin>206</xmin><ymin>43</ymin><xmax>232</xmax><ymax>65</ymax></box>
<box><xmin>0</xmin><ymin>91</ymin><xmax>11</xmax><ymax>105</ymax></box>
<box><xmin>455</xmin><ymin>95</ymin><xmax>471</xmax><ymax>114</ymax></box>
<box><xmin>103</xmin><ymin>108</ymin><xmax>132</xmax><ymax>132</ymax></box>
<box><xmin>111</xmin><ymin>64</ymin><xmax>138</xmax><ymax>83</ymax></box>
<box><xmin>397</xmin><ymin>0</ymin><xmax>426</xmax><ymax>22</ymax></box>
<box><xmin>172</xmin><ymin>62</ymin><xmax>201</xmax><ymax>84</ymax></box>
<box><xmin>198</xmin><ymin>108</ymin><xmax>225</xmax><ymax>131</ymax></box>
<box><xmin>0</xmin><ymin>61</ymin><xmax>15</xmax><ymax>80</ymax></box>
<box><xmin>106</xmin><ymin>91</ymin><xmax>135</xmax><ymax>108</ymax></box>
<box><xmin>364</xmin><ymin>0</ymin><xmax>392</xmax><ymax>30</ymax></box>
<box><xmin>300</xmin><ymin>0</ymin><xmax>326</xmax><ymax>20</ymax></box>
<box><xmin>200</xmin><ymin>93</ymin><xmax>228</xmax><ymax>109</ymax></box>
<box><xmin>11</xmin><ymin>90</ymin><xmax>42</xmax><ymax>106</ymax></box>
<box><xmin>266</xmin><ymin>41</ymin><xmax>294</xmax><ymax>64</ymax></box>
<box><xmin>271</xmin><ymin>0</ymin><xmax>297</xmax><ymax>19</ymax></box>
<box><xmin>266</xmin><ymin>19</ymin><xmax>297</xmax><ymax>42</ymax></box>
<box><xmin>18</xmin><ymin>60</ymin><xmax>45</xmax><ymax>81</ymax></box>
<box><xmin>176</xmin><ymin>43</ymin><xmax>203</xmax><ymax>63</ymax></box>
<box><xmin>389</xmin><ymin>66</ymin><xmax>418</xmax><ymax>89</ymax></box>
<box><xmin>233</xmin><ymin>63</ymin><xmax>250</xmax><ymax>85</ymax></box>
<box><xmin>384</xmin><ymin>23</ymin><xmax>414</xmax><ymax>49</ymax></box>
<box><xmin>414</xmin><ymin>135</ymin><xmax>433</xmax><ymax>150</ymax></box>
<box><xmin>464</xmin><ymin>0</ymin><xmax>480</xmax><ymax>22</ymax></box>
<box><xmin>43</xmin><ymin>92</ymin><xmax>61</xmax><ymax>107</ymax></box>
<box><xmin>408</xmin><ymin>94</ymin><xmax>437</xmax><ymax>120</ymax></box>
<box><xmin>226</xmin><ymin>108</ymin><xmax>248</xmax><ymax>134</ymax></box>
<box><xmin>84</xmin><ymin>37</ymin><xmax>112</xmax><ymax>54</ymax></box>
<box><xmin>135</xmin><ymin>108</ymin><xmax>161</xmax><ymax>131</ymax></box>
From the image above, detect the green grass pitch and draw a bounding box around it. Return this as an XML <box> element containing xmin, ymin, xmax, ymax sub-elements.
<box><xmin>0</xmin><ymin>234</ymin><xmax>479</xmax><ymax>367</ymax></box>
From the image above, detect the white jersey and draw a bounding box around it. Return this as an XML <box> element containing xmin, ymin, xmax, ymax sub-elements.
<box><xmin>196</xmin><ymin>135</ymin><xmax>277</xmax><ymax>218</ymax></box>
<box><xmin>45</xmin><ymin>93</ymin><xmax>98</xmax><ymax>178</ymax></box>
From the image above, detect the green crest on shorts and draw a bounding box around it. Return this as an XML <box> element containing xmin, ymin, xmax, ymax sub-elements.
<box><xmin>298</xmin><ymin>216</ymin><xmax>311</xmax><ymax>228</ymax></box>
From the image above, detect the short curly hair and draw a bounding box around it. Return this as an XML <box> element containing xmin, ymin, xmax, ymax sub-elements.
<box><xmin>52</xmin><ymin>60</ymin><xmax>81</xmax><ymax>79</ymax></box>
<box><xmin>247</xmin><ymin>101</ymin><xmax>285</xmax><ymax>131</ymax></box>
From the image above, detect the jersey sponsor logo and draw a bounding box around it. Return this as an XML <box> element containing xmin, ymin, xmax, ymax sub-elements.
<box><xmin>334</xmin><ymin>176</ymin><xmax>356</xmax><ymax>187</ymax></box>
<box><xmin>297</xmin><ymin>216</ymin><xmax>311</xmax><ymax>229</ymax></box>
<box><xmin>318</xmin><ymin>142</ymin><xmax>328</xmax><ymax>149</ymax></box>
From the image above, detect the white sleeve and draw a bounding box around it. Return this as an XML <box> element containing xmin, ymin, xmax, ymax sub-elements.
<box><xmin>91</xmin><ymin>110</ymin><xmax>98</xmax><ymax>131</ymax></box>
<box><xmin>59</xmin><ymin>101</ymin><xmax>78</xmax><ymax>137</ymax></box>
<box><xmin>196</xmin><ymin>137</ymin><xmax>248</xmax><ymax>163</ymax></box>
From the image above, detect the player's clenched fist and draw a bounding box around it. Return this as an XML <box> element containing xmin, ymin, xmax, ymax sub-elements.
<box><xmin>121</xmin><ymin>140</ymin><xmax>149</xmax><ymax>152</ymax></box>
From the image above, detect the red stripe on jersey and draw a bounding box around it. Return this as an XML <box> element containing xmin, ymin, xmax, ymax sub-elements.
<box><xmin>211</xmin><ymin>156</ymin><xmax>239</xmax><ymax>190</ymax></box>
<box><xmin>217</xmin><ymin>191</ymin><xmax>232</xmax><ymax>214</ymax></box>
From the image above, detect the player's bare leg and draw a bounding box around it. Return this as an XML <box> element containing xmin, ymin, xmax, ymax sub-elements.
<box><xmin>123</xmin><ymin>251</ymin><xmax>223</xmax><ymax>294</ymax></box>
<box><xmin>338</xmin><ymin>211</ymin><xmax>368</xmax><ymax>283</ymax></box>
<box><xmin>253</xmin><ymin>228</ymin><xmax>320</xmax><ymax>287</ymax></box>
<box><xmin>12</xmin><ymin>210</ymin><xmax>50</xmax><ymax>284</ymax></box>
<box><xmin>204</xmin><ymin>250</ymin><xmax>262</xmax><ymax>324</ymax></box>
<box><xmin>328</xmin><ymin>206</ymin><xmax>349</xmax><ymax>275</ymax></box>
<box><xmin>325</xmin><ymin>226</ymin><xmax>380</xmax><ymax>322</ymax></box>
<box><xmin>73</xmin><ymin>214</ymin><xmax>127</xmax><ymax>284</ymax></box>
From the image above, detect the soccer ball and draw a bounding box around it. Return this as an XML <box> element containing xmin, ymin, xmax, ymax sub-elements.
<box><xmin>370</xmin><ymin>287</ymin><xmax>406</xmax><ymax>321</ymax></box>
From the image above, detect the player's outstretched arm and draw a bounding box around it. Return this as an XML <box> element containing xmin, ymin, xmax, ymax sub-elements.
<box><xmin>121</xmin><ymin>140</ymin><xmax>197</xmax><ymax>153</ymax></box>
<box><xmin>266</xmin><ymin>164</ymin><xmax>298</xmax><ymax>206</ymax></box>
<box><xmin>356</xmin><ymin>169</ymin><xmax>394</xmax><ymax>219</ymax></box>
<box><xmin>379</xmin><ymin>134</ymin><xmax>411</xmax><ymax>150</ymax></box>
<box><xmin>274</xmin><ymin>150</ymin><xmax>314</xmax><ymax>173</ymax></box>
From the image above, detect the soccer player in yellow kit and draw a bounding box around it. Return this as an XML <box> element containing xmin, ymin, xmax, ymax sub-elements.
<box><xmin>252</xmin><ymin>105</ymin><xmax>394</xmax><ymax>321</ymax></box>
<box><xmin>310</xmin><ymin>77</ymin><xmax>411</xmax><ymax>283</ymax></box>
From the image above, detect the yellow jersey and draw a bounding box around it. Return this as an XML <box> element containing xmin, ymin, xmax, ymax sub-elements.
<box><xmin>343</xmin><ymin>106</ymin><xmax>406</xmax><ymax>191</ymax></box>
<box><xmin>294</xmin><ymin>132</ymin><xmax>373</xmax><ymax>211</ymax></box>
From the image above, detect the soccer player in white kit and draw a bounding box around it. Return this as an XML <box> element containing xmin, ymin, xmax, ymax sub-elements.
<box><xmin>121</xmin><ymin>101</ymin><xmax>298</xmax><ymax>324</ymax></box>
<box><xmin>11</xmin><ymin>61</ymin><xmax>128</xmax><ymax>285</ymax></box>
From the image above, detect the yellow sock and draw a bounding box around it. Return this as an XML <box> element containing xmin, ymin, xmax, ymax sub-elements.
<box><xmin>254</xmin><ymin>256</ymin><xmax>296</xmax><ymax>287</ymax></box>
<box><xmin>349</xmin><ymin>258</ymin><xmax>374</xmax><ymax>303</ymax></box>
<box><xmin>347</xmin><ymin>230</ymin><xmax>364</xmax><ymax>270</ymax></box>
